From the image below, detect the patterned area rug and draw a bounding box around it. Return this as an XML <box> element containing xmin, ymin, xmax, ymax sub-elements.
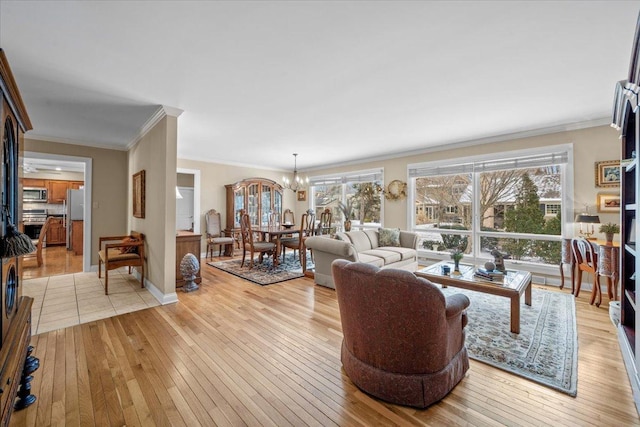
<box><xmin>208</xmin><ymin>252</ymin><xmax>314</xmax><ymax>286</ymax></box>
<box><xmin>439</xmin><ymin>286</ymin><xmax>578</xmax><ymax>396</ymax></box>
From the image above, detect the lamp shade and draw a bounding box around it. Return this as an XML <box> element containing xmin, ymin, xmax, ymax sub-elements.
<box><xmin>575</xmin><ymin>214</ymin><xmax>601</xmax><ymax>224</ymax></box>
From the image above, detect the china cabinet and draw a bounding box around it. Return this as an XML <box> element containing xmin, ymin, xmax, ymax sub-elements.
<box><xmin>225</xmin><ymin>178</ymin><xmax>283</xmax><ymax>233</ymax></box>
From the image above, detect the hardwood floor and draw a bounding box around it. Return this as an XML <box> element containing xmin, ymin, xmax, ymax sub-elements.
<box><xmin>22</xmin><ymin>245</ymin><xmax>83</xmax><ymax>279</ymax></box>
<box><xmin>9</xmin><ymin>257</ymin><xmax>640</xmax><ymax>426</ymax></box>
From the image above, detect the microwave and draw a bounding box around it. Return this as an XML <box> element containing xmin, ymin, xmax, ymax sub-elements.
<box><xmin>23</xmin><ymin>187</ymin><xmax>48</xmax><ymax>203</ymax></box>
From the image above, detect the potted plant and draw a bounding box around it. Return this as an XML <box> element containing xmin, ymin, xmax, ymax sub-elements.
<box><xmin>338</xmin><ymin>199</ymin><xmax>355</xmax><ymax>232</ymax></box>
<box><xmin>450</xmin><ymin>249</ymin><xmax>463</xmax><ymax>273</ymax></box>
<box><xmin>599</xmin><ymin>222</ymin><xmax>620</xmax><ymax>245</ymax></box>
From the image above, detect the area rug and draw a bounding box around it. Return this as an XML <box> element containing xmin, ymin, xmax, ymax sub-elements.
<box><xmin>439</xmin><ymin>286</ymin><xmax>578</xmax><ymax>396</ymax></box>
<box><xmin>207</xmin><ymin>252</ymin><xmax>313</xmax><ymax>286</ymax></box>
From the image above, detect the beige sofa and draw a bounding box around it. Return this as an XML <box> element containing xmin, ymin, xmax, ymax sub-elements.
<box><xmin>305</xmin><ymin>229</ymin><xmax>418</xmax><ymax>289</ymax></box>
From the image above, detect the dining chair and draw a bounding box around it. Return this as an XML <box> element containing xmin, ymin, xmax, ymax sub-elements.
<box><xmin>283</xmin><ymin>209</ymin><xmax>295</xmax><ymax>225</ymax></box>
<box><xmin>240</xmin><ymin>213</ymin><xmax>276</xmax><ymax>269</ymax></box>
<box><xmin>317</xmin><ymin>208</ymin><xmax>332</xmax><ymax>235</ymax></box>
<box><xmin>281</xmin><ymin>212</ymin><xmax>315</xmax><ymax>271</ymax></box>
<box><xmin>205</xmin><ymin>209</ymin><xmax>235</xmax><ymax>258</ymax></box>
<box><xmin>571</xmin><ymin>237</ymin><xmax>602</xmax><ymax>307</ymax></box>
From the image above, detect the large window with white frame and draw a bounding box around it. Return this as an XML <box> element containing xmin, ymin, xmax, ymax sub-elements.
<box><xmin>409</xmin><ymin>146</ymin><xmax>571</xmax><ymax>267</ymax></box>
<box><xmin>309</xmin><ymin>169</ymin><xmax>384</xmax><ymax>231</ymax></box>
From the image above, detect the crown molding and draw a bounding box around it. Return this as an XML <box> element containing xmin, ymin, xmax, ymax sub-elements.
<box><xmin>127</xmin><ymin>105</ymin><xmax>184</xmax><ymax>150</ymax></box>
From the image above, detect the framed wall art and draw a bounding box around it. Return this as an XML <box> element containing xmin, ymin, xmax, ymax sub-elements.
<box><xmin>595</xmin><ymin>160</ymin><xmax>621</xmax><ymax>187</ymax></box>
<box><xmin>596</xmin><ymin>192</ymin><xmax>621</xmax><ymax>213</ymax></box>
<box><xmin>133</xmin><ymin>170</ymin><xmax>146</xmax><ymax>218</ymax></box>
<box><xmin>297</xmin><ymin>190</ymin><xmax>306</xmax><ymax>202</ymax></box>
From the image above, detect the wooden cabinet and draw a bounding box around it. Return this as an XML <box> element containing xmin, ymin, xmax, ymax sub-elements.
<box><xmin>47</xmin><ymin>180</ymin><xmax>69</xmax><ymax>203</ymax></box>
<box><xmin>70</xmin><ymin>181</ymin><xmax>84</xmax><ymax>189</ymax></box>
<box><xmin>46</xmin><ymin>217</ymin><xmax>65</xmax><ymax>245</ymax></box>
<box><xmin>612</xmin><ymin>13</ymin><xmax>640</xmax><ymax>413</ymax></box>
<box><xmin>225</xmin><ymin>178</ymin><xmax>283</xmax><ymax>233</ymax></box>
<box><xmin>176</xmin><ymin>231</ymin><xmax>201</xmax><ymax>287</ymax></box>
<box><xmin>71</xmin><ymin>220</ymin><xmax>83</xmax><ymax>255</ymax></box>
<box><xmin>23</xmin><ymin>178</ymin><xmax>45</xmax><ymax>188</ymax></box>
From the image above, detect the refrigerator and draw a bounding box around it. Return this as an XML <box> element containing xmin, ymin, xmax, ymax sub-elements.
<box><xmin>66</xmin><ymin>189</ymin><xmax>84</xmax><ymax>249</ymax></box>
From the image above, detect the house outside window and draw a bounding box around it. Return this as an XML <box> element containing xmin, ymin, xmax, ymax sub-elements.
<box><xmin>409</xmin><ymin>146</ymin><xmax>571</xmax><ymax>267</ymax></box>
<box><xmin>309</xmin><ymin>169</ymin><xmax>383</xmax><ymax>231</ymax></box>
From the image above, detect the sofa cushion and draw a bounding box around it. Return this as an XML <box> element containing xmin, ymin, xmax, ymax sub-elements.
<box><xmin>379</xmin><ymin>228</ymin><xmax>401</xmax><ymax>247</ymax></box>
<box><xmin>360</xmin><ymin>249</ymin><xmax>402</xmax><ymax>265</ymax></box>
<box><xmin>363</xmin><ymin>230</ymin><xmax>379</xmax><ymax>249</ymax></box>
<box><xmin>379</xmin><ymin>246</ymin><xmax>417</xmax><ymax>261</ymax></box>
<box><xmin>346</xmin><ymin>231</ymin><xmax>375</xmax><ymax>252</ymax></box>
<box><xmin>357</xmin><ymin>253</ymin><xmax>385</xmax><ymax>268</ymax></box>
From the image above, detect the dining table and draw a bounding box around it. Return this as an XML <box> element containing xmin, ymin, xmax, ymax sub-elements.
<box><xmin>255</xmin><ymin>225</ymin><xmax>300</xmax><ymax>267</ymax></box>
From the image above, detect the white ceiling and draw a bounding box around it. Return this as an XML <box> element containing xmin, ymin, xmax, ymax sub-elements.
<box><xmin>1</xmin><ymin>1</ymin><xmax>639</xmax><ymax>172</ymax></box>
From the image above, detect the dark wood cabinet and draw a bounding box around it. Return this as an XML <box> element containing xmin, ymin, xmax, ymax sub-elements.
<box><xmin>176</xmin><ymin>231</ymin><xmax>201</xmax><ymax>287</ymax></box>
<box><xmin>612</xmin><ymin>12</ymin><xmax>640</xmax><ymax>414</ymax></box>
<box><xmin>225</xmin><ymin>178</ymin><xmax>283</xmax><ymax>234</ymax></box>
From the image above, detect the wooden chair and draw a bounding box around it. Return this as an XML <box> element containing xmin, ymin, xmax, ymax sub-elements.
<box><xmin>571</xmin><ymin>237</ymin><xmax>602</xmax><ymax>307</ymax></box>
<box><xmin>240</xmin><ymin>213</ymin><xmax>276</xmax><ymax>269</ymax></box>
<box><xmin>23</xmin><ymin>216</ymin><xmax>54</xmax><ymax>267</ymax></box>
<box><xmin>205</xmin><ymin>209</ymin><xmax>234</xmax><ymax>258</ymax></box>
<box><xmin>317</xmin><ymin>208</ymin><xmax>333</xmax><ymax>235</ymax></box>
<box><xmin>281</xmin><ymin>212</ymin><xmax>315</xmax><ymax>272</ymax></box>
<box><xmin>98</xmin><ymin>231</ymin><xmax>145</xmax><ymax>295</ymax></box>
<box><xmin>283</xmin><ymin>209</ymin><xmax>295</xmax><ymax>225</ymax></box>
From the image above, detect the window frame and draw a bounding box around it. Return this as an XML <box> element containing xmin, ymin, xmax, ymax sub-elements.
<box><xmin>408</xmin><ymin>144</ymin><xmax>573</xmax><ymax>272</ymax></box>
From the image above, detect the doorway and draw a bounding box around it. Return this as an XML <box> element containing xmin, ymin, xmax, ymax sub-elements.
<box><xmin>23</xmin><ymin>152</ymin><xmax>92</xmax><ymax>274</ymax></box>
<box><xmin>177</xmin><ymin>168</ymin><xmax>201</xmax><ymax>234</ymax></box>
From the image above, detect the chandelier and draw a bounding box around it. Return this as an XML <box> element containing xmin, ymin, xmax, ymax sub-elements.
<box><xmin>282</xmin><ymin>153</ymin><xmax>308</xmax><ymax>192</ymax></box>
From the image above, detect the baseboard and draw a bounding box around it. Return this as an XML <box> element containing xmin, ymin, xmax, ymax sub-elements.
<box><xmin>91</xmin><ymin>264</ymin><xmax>178</xmax><ymax>305</ymax></box>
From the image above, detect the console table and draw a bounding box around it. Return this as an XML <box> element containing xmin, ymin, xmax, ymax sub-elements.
<box><xmin>176</xmin><ymin>231</ymin><xmax>202</xmax><ymax>288</ymax></box>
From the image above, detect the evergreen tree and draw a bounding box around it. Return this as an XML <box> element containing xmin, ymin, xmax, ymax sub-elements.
<box><xmin>503</xmin><ymin>173</ymin><xmax>545</xmax><ymax>259</ymax></box>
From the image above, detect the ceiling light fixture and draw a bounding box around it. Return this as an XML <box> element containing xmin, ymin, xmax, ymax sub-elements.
<box><xmin>282</xmin><ymin>153</ymin><xmax>308</xmax><ymax>193</ymax></box>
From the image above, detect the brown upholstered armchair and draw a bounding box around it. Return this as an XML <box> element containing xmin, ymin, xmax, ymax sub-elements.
<box><xmin>331</xmin><ymin>259</ymin><xmax>470</xmax><ymax>408</ymax></box>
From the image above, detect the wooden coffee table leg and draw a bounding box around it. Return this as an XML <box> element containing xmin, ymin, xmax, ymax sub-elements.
<box><xmin>510</xmin><ymin>296</ymin><xmax>520</xmax><ymax>334</ymax></box>
<box><xmin>525</xmin><ymin>280</ymin><xmax>532</xmax><ymax>306</ymax></box>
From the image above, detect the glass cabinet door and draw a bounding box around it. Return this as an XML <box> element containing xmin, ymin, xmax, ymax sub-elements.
<box><xmin>248</xmin><ymin>183</ymin><xmax>259</xmax><ymax>226</ymax></box>
<box><xmin>274</xmin><ymin>190</ymin><xmax>282</xmax><ymax>222</ymax></box>
<box><xmin>234</xmin><ymin>187</ymin><xmax>245</xmax><ymax>227</ymax></box>
<box><xmin>261</xmin><ymin>185</ymin><xmax>271</xmax><ymax>226</ymax></box>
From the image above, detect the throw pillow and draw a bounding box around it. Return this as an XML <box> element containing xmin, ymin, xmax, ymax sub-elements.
<box><xmin>378</xmin><ymin>228</ymin><xmax>400</xmax><ymax>247</ymax></box>
<box><xmin>120</xmin><ymin>237</ymin><xmax>139</xmax><ymax>254</ymax></box>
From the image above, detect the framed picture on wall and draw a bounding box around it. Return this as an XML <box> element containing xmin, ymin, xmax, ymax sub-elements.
<box><xmin>596</xmin><ymin>192</ymin><xmax>621</xmax><ymax>213</ymax></box>
<box><xmin>595</xmin><ymin>160</ymin><xmax>621</xmax><ymax>187</ymax></box>
<box><xmin>297</xmin><ymin>190</ymin><xmax>306</xmax><ymax>201</ymax></box>
<box><xmin>133</xmin><ymin>170</ymin><xmax>146</xmax><ymax>218</ymax></box>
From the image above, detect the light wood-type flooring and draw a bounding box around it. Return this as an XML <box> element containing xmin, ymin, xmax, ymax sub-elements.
<box><xmin>9</xmin><ymin>255</ymin><xmax>640</xmax><ymax>426</ymax></box>
<box><xmin>22</xmin><ymin>245</ymin><xmax>83</xmax><ymax>279</ymax></box>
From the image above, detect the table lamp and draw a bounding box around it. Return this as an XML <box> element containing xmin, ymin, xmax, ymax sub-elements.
<box><xmin>575</xmin><ymin>213</ymin><xmax>600</xmax><ymax>240</ymax></box>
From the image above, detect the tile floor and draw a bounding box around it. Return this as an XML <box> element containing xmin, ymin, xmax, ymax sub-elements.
<box><xmin>23</xmin><ymin>268</ymin><xmax>160</xmax><ymax>335</ymax></box>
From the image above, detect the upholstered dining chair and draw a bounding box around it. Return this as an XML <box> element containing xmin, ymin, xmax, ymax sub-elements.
<box><xmin>23</xmin><ymin>216</ymin><xmax>54</xmax><ymax>267</ymax></box>
<box><xmin>281</xmin><ymin>211</ymin><xmax>316</xmax><ymax>271</ymax></box>
<box><xmin>571</xmin><ymin>237</ymin><xmax>602</xmax><ymax>306</ymax></box>
<box><xmin>240</xmin><ymin>212</ymin><xmax>276</xmax><ymax>269</ymax></box>
<box><xmin>205</xmin><ymin>209</ymin><xmax>235</xmax><ymax>258</ymax></box>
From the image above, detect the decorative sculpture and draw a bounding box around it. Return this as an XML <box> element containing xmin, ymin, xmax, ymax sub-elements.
<box><xmin>490</xmin><ymin>249</ymin><xmax>506</xmax><ymax>273</ymax></box>
<box><xmin>180</xmin><ymin>253</ymin><xmax>200</xmax><ymax>292</ymax></box>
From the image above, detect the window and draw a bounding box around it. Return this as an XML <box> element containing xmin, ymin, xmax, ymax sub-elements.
<box><xmin>409</xmin><ymin>147</ymin><xmax>570</xmax><ymax>267</ymax></box>
<box><xmin>309</xmin><ymin>169</ymin><xmax>383</xmax><ymax>231</ymax></box>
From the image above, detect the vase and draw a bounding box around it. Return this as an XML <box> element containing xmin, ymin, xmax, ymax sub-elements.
<box><xmin>344</xmin><ymin>220</ymin><xmax>351</xmax><ymax>232</ymax></box>
<box><xmin>606</xmin><ymin>233</ymin><xmax>614</xmax><ymax>245</ymax></box>
<box><xmin>454</xmin><ymin>259</ymin><xmax>460</xmax><ymax>272</ymax></box>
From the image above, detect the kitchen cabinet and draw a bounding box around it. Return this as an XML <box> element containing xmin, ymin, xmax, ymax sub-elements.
<box><xmin>46</xmin><ymin>217</ymin><xmax>65</xmax><ymax>245</ymax></box>
<box><xmin>71</xmin><ymin>220</ymin><xmax>83</xmax><ymax>255</ymax></box>
<box><xmin>70</xmin><ymin>181</ymin><xmax>84</xmax><ymax>189</ymax></box>
<box><xmin>23</xmin><ymin>178</ymin><xmax>46</xmax><ymax>188</ymax></box>
<box><xmin>47</xmin><ymin>180</ymin><xmax>70</xmax><ymax>203</ymax></box>
<box><xmin>176</xmin><ymin>231</ymin><xmax>201</xmax><ymax>287</ymax></box>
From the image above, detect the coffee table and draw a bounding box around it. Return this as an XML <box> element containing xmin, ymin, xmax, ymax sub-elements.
<box><xmin>415</xmin><ymin>261</ymin><xmax>532</xmax><ymax>334</ymax></box>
